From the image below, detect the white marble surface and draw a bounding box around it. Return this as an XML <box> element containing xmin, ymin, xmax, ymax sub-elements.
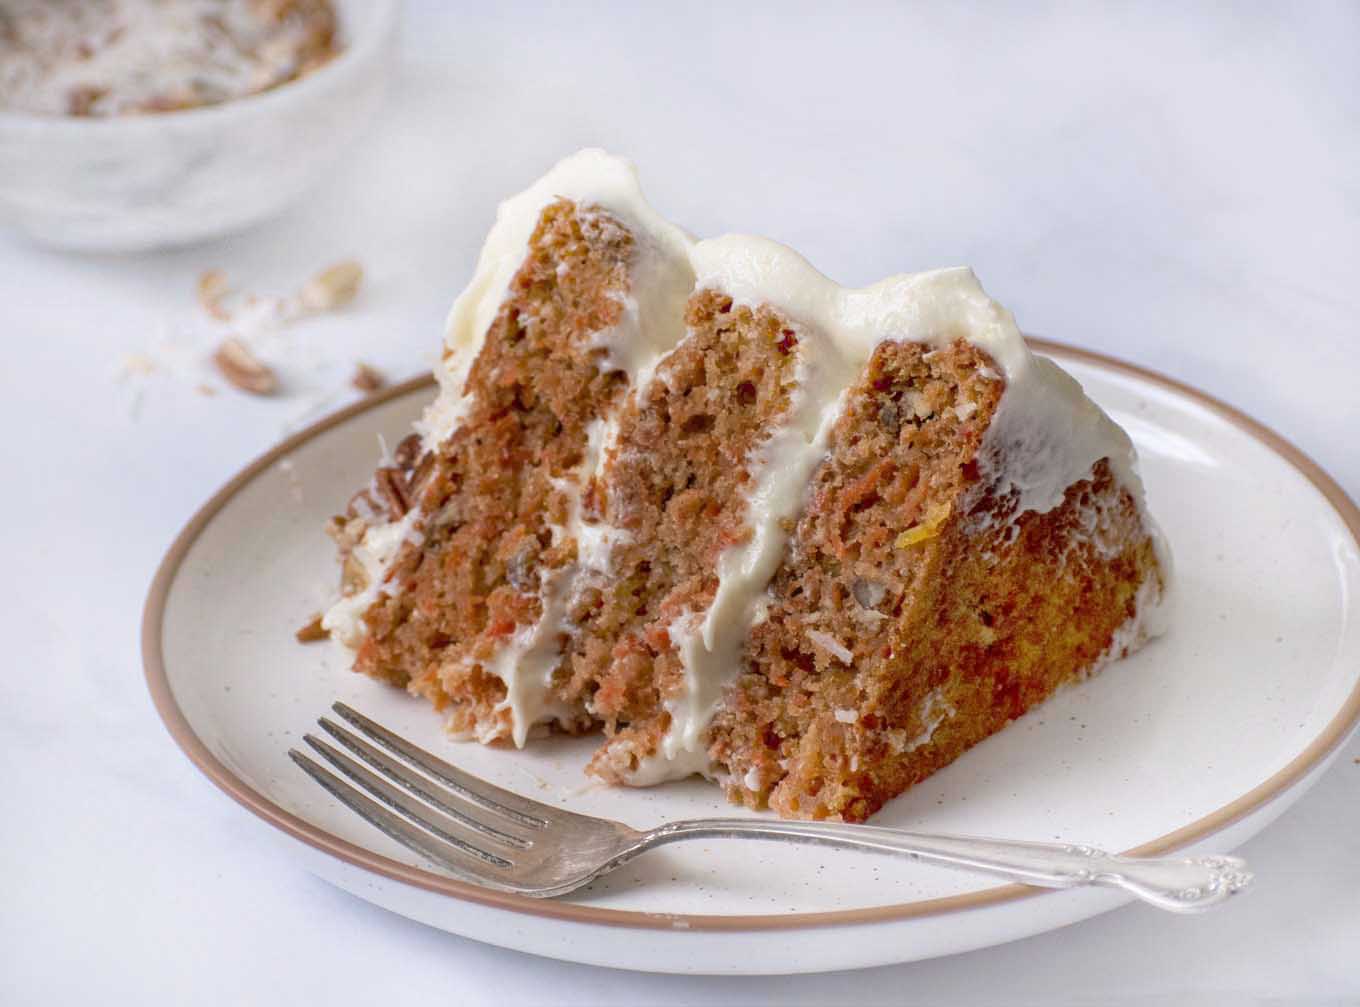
<box><xmin>3</xmin><ymin>3</ymin><xmax>1357</xmax><ymax>1003</ymax></box>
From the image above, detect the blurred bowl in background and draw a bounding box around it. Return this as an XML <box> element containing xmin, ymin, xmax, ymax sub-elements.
<box><xmin>0</xmin><ymin>0</ymin><xmax>398</xmax><ymax>253</ymax></box>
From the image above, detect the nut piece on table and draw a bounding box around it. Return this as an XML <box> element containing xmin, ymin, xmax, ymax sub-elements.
<box><xmin>197</xmin><ymin>269</ymin><xmax>232</xmax><ymax>320</ymax></box>
<box><xmin>300</xmin><ymin>260</ymin><xmax>364</xmax><ymax>313</ymax></box>
<box><xmin>295</xmin><ymin>612</ymin><xmax>329</xmax><ymax>643</ymax></box>
<box><xmin>213</xmin><ymin>337</ymin><xmax>278</xmax><ymax>395</ymax></box>
<box><xmin>351</xmin><ymin>362</ymin><xmax>385</xmax><ymax>393</ymax></box>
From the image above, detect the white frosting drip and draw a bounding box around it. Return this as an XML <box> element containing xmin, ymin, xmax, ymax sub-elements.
<box><xmin>622</xmin><ymin>610</ymin><xmax>716</xmax><ymax>787</ymax></box>
<box><xmin>320</xmin><ymin>510</ymin><xmax>419</xmax><ymax>647</ymax></box>
<box><xmin>553</xmin><ymin>418</ymin><xmax>632</xmax><ymax>576</ymax></box>
<box><xmin>486</xmin><ymin>416</ymin><xmax>638</xmax><ymax>747</ymax></box>
<box><xmin>482</xmin><ymin>564</ymin><xmax>581</xmax><ymax>747</ymax></box>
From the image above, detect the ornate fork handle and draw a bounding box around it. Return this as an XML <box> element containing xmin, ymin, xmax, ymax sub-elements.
<box><xmin>641</xmin><ymin>820</ymin><xmax>1252</xmax><ymax>912</ymax></box>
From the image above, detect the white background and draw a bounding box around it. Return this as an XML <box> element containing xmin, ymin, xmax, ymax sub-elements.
<box><xmin>4</xmin><ymin>3</ymin><xmax>1358</xmax><ymax>1004</ymax></box>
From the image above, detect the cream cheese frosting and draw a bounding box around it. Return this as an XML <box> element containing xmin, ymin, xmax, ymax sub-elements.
<box><xmin>326</xmin><ymin>149</ymin><xmax>1171</xmax><ymax>778</ymax></box>
<box><xmin>320</xmin><ymin>508</ymin><xmax>417</xmax><ymax>648</ymax></box>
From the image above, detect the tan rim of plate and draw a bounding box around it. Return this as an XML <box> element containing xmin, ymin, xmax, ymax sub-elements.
<box><xmin>142</xmin><ymin>338</ymin><xmax>1360</xmax><ymax>932</ymax></box>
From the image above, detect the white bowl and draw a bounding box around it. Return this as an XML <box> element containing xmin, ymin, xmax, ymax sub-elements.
<box><xmin>0</xmin><ymin>0</ymin><xmax>398</xmax><ymax>252</ymax></box>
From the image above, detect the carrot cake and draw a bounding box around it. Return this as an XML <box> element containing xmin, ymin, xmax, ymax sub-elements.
<box><xmin>321</xmin><ymin>149</ymin><xmax>1171</xmax><ymax>823</ymax></box>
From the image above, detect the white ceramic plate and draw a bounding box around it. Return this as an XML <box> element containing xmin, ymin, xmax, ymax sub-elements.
<box><xmin>144</xmin><ymin>341</ymin><xmax>1360</xmax><ymax>974</ymax></box>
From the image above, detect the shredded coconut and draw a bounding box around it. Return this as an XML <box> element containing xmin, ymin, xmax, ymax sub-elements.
<box><xmin>807</xmin><ymin>630</ymin><xmax>854</xmax><ymax>665</ymax></box>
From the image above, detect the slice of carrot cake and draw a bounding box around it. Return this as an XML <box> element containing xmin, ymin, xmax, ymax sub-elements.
<box><xmin>321</xmin><ymin>149</ymin><xmax>1170</xmax><ymax>823</ymax></box>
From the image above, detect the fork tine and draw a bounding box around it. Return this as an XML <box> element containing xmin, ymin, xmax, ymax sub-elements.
<box><xmin>331</xmin><ymin>702</ymin><xmax>552</xmax><ymax>828</ymax></box>
<box><xmin>288</xmin><ymin>750</ymin><xmax>518</xmax><ymax>886</ymax></box>
<box><xmin>301</xmin><ymin>734</ymin><xmax>512</xmax><ymax>869</ymax></box>
<box><xmin>317</xmin><ymin>716</ymin><xmax>531</xmax><ymax>850</ymax></box>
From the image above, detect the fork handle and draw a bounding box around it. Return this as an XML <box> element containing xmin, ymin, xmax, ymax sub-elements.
<box><xmin>641</xmin><ymin>820</ymin><xmax>1252</xmax><ymax>912</ymax></box>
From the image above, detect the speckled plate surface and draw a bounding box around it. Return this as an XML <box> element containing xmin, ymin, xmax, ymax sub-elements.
<box><xmin>144</xmin><ymin>341</ymin><xmax>1360</xmax><ymax>973</ymax></box>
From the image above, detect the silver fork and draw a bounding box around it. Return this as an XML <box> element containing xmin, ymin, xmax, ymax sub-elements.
<box><xmin>290</xmin><ymin>702</ymin><xmax>1253</xmax><ymax>913</ymax></box>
